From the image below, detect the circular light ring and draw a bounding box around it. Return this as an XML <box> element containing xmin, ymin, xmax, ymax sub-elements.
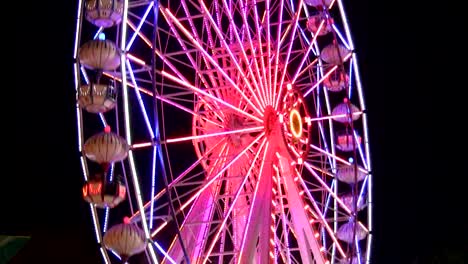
<box><xmin>289</xmin><ymin>109</ymin><xmax>303</xmax><ymax>138</ymax></box>
<box><xmin>281</xmin><ymin>88</ymin><xmax>312</xmax><ymax>164</ymax></box>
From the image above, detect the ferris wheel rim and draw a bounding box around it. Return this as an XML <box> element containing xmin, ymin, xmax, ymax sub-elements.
<box><xmin>73</xmin><ymin>0</ymin><xmax>374</xmax><ymax>263</ymax></box>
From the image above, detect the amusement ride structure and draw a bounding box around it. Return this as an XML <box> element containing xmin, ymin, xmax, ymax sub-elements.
<box><xmin>72</xmin><ymin>0</ymin><xmax>373</xmax><ymax>263</ymax></box>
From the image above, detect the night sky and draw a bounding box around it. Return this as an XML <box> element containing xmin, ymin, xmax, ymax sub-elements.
<box><xmin>8</xmin><ymin>1</ymin><xmax>466</xmax><ymax>263</ymax></box>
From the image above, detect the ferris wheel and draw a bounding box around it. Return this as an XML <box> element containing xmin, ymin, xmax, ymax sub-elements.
<box><xmin>72</xmin><ymin>0</ymin><xmax>373</xmax><ymax>263</ymax></box>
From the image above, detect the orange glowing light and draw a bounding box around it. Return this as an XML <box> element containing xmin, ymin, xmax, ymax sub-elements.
<box><xmin>289</xmin><ymin>109</ymin><xmax>302</xmax><ymax>138</ymax></box>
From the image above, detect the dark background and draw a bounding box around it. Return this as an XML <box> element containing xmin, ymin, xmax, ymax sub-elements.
<box><xmin>8</xmin><ymin>0</ymin><xmax>466</xmax><ymax>263</ymax></box>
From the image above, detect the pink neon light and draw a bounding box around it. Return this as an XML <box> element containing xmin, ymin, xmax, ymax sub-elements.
<box><xmin>199</xmin><ymin>1</ymin><xmax>267</xmax><ymax>111</ymax></box>
<box><xmin>179</xmin><ymin>133</ymin><xmax>264</xmax><ymax>213</ymax></box>
<box><xmin>240</xmin><ymin>0</ymin><xmax>269</xmax><ymax>107</ymax></box>
<box><xmin>304</xmin><ymin>53</ymin><xmax>352</xmax><ymax>97</ymax></box>
<box><xmin>277</xmin><ymin>1</ymin><xmax>303</xmax><ymax>110</ymax></box>
<box><xmin>272</xmin><ymin>0</ymin><xmax>286</xmax><ymax>109</ymax></box>
<box><xmin>219</xmin><ymin>0</ymin><xmax>267</xmax><ymax>109</ymax></box>
<box><xmin>161</xmin><ymin>70</ymin><xmax>263</xmax><ymax>123</ymax></box>
<box><xmin>162</xmin><ymin>7</ymin><xmax>265</xmax><ymax>116</ymax></box>
<box><xmin>309</xmin><ymin>111</ymin><xmax>363</xmax><ymax>122</ymax></box>
<box><xmin>132</xmin><ymin>139</ymin><xmax>228</xmax><ymax>224</ymax></box>
<box><xmin>165</xmin><ymin>126</ymin><xmax>263</xmax><ymax>144</ymax></box>
<box><xmin>127</xmin><ymin>20</ymin><xmax>153</xmax><ymax>48</ymax></box>
<box><xmin>282</xmin><ymin>162</ymin><xmax>346</xmax><ymax>259</ymax></box>
<box><xmin>201</xmin><ymin>138</ymin><xmax>268</xmax><ymax>263</ymax></box>
<box><xmin>103</xmin><ymin>72</ymin><xmax>154</xmax><ymax>96</ymax></box>
<box><xmin>237</xmin><ymin>140</ymin><xmax>271</xmax><ymax>263</ymax></box>
<box><xmin>308</xmin><ymin>144</ymin><xmax>369</xmax><ymax>175</ymax></box>
<box><xmin>132</xmin><ymin>142</ymin><xmax>153</xmax><ymax>149</ymax></box>
<box><xmin>291</xmin><ymin>20</ymin><xmax>325</xmax><ymax>84</ymax></box>
<box><xmin>104</xmin><ymin>72</ymin><xmax>223</xmax><ymax>130</ymax></box>
<box><xmin>126</xmin><ymin>53</ymin><xmax>146</xmax><ymax>66</ymax></box>
<box><xmin>303</xmin><ymin>162</ymin><xmax>352</xmax><ymax>215</ymax></box>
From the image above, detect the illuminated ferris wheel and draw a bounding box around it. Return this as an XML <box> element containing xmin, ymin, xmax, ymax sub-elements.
<box><xmin>73</xmin><ymin>0</ymin><xmax>373</xmax><ymax>263</ymax></box>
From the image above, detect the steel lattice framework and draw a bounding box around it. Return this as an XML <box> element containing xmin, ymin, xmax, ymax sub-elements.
<box><xmin>73</xmin><ymin>0</ymin><xmax>373</xmax><ymax>263</ymax></box>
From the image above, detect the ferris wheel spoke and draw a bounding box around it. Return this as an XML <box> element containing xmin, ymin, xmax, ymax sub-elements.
<box><xmin>96</xmin><ymin>72</ymin><xmax>228</xmax><ymax>133</ymax></box>
<box><xmin>300</xmin><ymin>162</ymin><xmax>369</xmax><ymax>257</ymax></box>
<box><xmin>272</xmin><ymin>162</ymin><xmax>293</xmax><ymax>264</ymax></box>
<box><xmin>161</xmin><ymin>95</ymin><xmax>224</xmax><ymax>128</ymax></box>
<box><xmin>272</xmin><ymin>0</ymin><xmax>286</xmax><ymax>110</ymax></box>
<box><xmin>303</xmin><ymin>161</ymin><xmax>353</xmax><ymax>215</ymax></box>
<box><xmin>237</xmin><ymin>140</ymin><xmax>272</xmax><ymax>264</ymax></box>
<box><xmin>125</xmin><ymin>2</ymin><xmax>154</xmax><ymax>51</ymax></box>
<box><xmin>276</xmin><ymin>155</ymin><xmax>330</xmax><ymax>263</ymax></box>
<box><xmin>307</xmin><ymin>143</ymin><xmax>369</xmax><ymax>175</ymax></box>
<box><xmin>177</xmin><ymin>132</ymin><xmax>264</xmax><ymax>214</ymax></box>
<box><xmin>152</xmin><ymin>142</ymin><xmax>232</xmax><ymax>263</ymax></box>
<box><xmin>199</xmin><ymin>0</ymin><xmax>267</xmax><ymax>111</ymax></box>
<box><xmin>303</xmin><ymin>52</ymin><xmax>352</xmax><ymax>97</ymax></box>
<box><xmin>241</xmin><ymin>0</ymin><xmax>270</xmax><ymax>105</ymax></box>
<box><xmin>74</xmin><ymin>0</ymin><xmax>373</xmax><ymax>262</ymax></box>
<box><xmin>160</xmin><ymin>6</ymin><xmax>265</xmax><ymax>117</ymax></box>
<box><xmin>180</xmin><ymin>1</ymin><xmax>228</xmax><ymax>104</ymax></box>
<box><xmin>158</xmin><ymin>4</ymin><xmax>220</xmax><ymax>96</ymax></box>
<box><xmin>164</xmin><ymin>133</ymin><xmax>265</xmax><ymax>262</ymax></box>
<box><xmin>290</xmin><ymin>21</ymin><xmax>325</xmax><ymax>85</ymax></box>
<box><xmin>160</xmin><ymin>70</ymin><xmax>263</xmax><ymax>123</ymax></box>
<box><xmin>126</xmin><ymin>60</ymin><xmax>156</xmax><ymax>138</ymax></box>
<box><xmin>130</xmin><ymin>138</ymin><xmax>228</xmax><ymax>225</ymax></box>
<box><xmin>220</xmin><ymin>0</ymin><xmax>269</xmax><ymax>109</ymax></box>
<box><xmin>162</xmin><ymin>126</ymin><xmax>263</xmax><ymax>145</ymax></box>
<box><xmin>275</xmin><ymin>0</ymin><xmax>304</xmax><ymax>111</ymax></box>
<box><xmin>201</xmin><ymin>138</ymin><xmax>268</xmax><ymax>263</ymax></box>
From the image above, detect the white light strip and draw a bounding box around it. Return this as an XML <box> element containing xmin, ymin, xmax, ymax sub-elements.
<box><xmin>72</xmin><ymin>2</ymin><xmax>105</xmax><ymax>257</ymax></box>
<box><xmin>103</xmin><ymin>207</ymin><xmax>110</xmax><ymax>233</ymax></box>
<box><xmin>72</xmin><ymin>0</ymin><xmax>83</xmax><ymax>59</ymax></box>
<box><xmin>303</xmin><ymin>161</ymin><xmax>352</xmax><ymax>214</ymax></box>
<box><xmin>348</xmin><ymin>57</ymin><xmax>354</xmax><ymax>98</ymax></box>
<box><xmin>331</xmin><ymin>24</ymin><xmax>351</xmax><ymax>50</ymax></box>
<box><xmin>99</xmin><ymin>247</ymin><xmax>111</xmax><ymax>264</ymax></box>
<box><xmin>147</xmin><ymin>243</ymin><xmax>160</xmax><ymax>264</ymax></box>
<box><xmin>99</xmin><ymin>113</ymin><xmax>107</xmax><ymax>127</ymax></box>
<box><xmin>89</xmin><ymin>204</ymin><xmax>102</xmax><ymax>243</ymax></box>
<box><xmin>126</xmin><ymin>2</ymin><xmax>154</xmax><ymax>50</ymax></box>
<box><xmin>149</xmin><ymin>146</ymin><xmax>157</xmax><ymax>229</ymax></box>
<box><xmin>291</xmin><ymin>20</ymin><xmax>325</xmax><ymax>85</ymax></box>
<box><xmin>336</xmin><ymin>2</ymin><xmax>373</xmax><ymax>260</ymax></box>
<box><xmin>354</xmin><ymin>129</ymin><xmax>368</xmax><ymax>170</ymax></box>
<box><xmin>152</xmin><ymin>240</ymin><xmax>175</xmax><ymax>264</ymax></box>
<box><xmin>126</xmin><ymin>60</ymin><xmax>155</xmax><ymax>138</ymax></box>
<box><xmin>80</xmin><ymin>156</ymin><xmax>88</xmax><ymax>180</ymax></box>
<box><xmin>93</xmin><ymin>27</ymin><xmax>104</xmax><ymax>40</ymax></box>
<box><xmin>120</xmin><ymin>1</ymin><xmax>158</xmax><ymax>263</ymax></box>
